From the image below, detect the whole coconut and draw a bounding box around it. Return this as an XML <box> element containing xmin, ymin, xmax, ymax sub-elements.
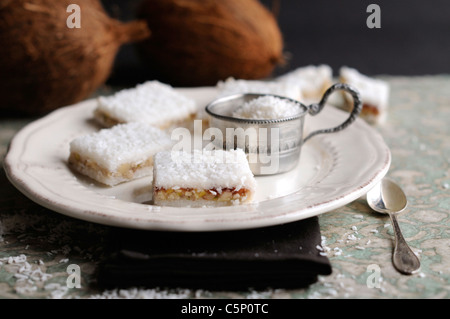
<box><xmin>137</xmin><ymin>0</ymin><xmax>284</xmax><ymax>87</ymax></box>
<box><xmin>0</xmin><ymin>0</ymin><xmax>150</xmax><ymax>116</ymax></box>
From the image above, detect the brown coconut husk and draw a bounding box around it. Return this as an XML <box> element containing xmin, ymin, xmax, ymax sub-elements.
<box><xmin>137</xmin><ymin>0</ymin><xmax>284</xmax><ymax>87</ymax></box>
<box><xmin>0</xmin><ymin>0</ymin><xmax>150</xmax><ymax>116</ymax></box>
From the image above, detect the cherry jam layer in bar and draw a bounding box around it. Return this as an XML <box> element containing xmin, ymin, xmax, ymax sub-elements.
<box><xmin>153</xmin><ymin>149</ymin><xmax>256</xmax><ymax>207</ymax></box>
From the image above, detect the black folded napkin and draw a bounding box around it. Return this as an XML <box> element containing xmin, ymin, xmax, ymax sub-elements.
<box><xmin>97</xmin><ymin>217</ymin><xmax>332</xmax><ymax>290</ymax></box>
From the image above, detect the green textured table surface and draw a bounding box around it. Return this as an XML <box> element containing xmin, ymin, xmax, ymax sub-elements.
<box><xmin>0</xmin><ymin>76</ymin><xmax>449</xmax><ymax>299</ymax></box>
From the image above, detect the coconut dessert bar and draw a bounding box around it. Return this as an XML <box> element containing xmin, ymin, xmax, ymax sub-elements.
<box><xmin>68</xmin><ymin>122</ymin><xmax>174</xmax><ymax>186</ymax></box>
<box><xmin>339</xmin><ymin>67</ymin><xmax>390</xmax><ymax>125</ymax></box>
<box><xmin>94</xmin><ymin>81</ymin><xmax>197</xmax><ymax>129</ymax></box>
<box><xmin>153</xmin><ymin>149</ymin><xmax>256</xmax><ymax>207</ymax></box>
<box><xmin>216</xmin><ymin>77</ymin><xmax>302</xmax><ymax>101</ymax></box>
<box><xmin>276</xmin><ymin>64</ymin><xmax>333</xmax><ymax>101</ymax></box>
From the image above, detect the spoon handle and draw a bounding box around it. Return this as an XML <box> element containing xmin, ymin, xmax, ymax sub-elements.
<box><xmin>389</xmin><ymin>213</ymin><xmax>421</xmax><ymax>275</ymax></box>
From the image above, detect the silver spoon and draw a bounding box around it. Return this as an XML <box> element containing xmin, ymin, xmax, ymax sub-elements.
<box><xmin>366</xmin><ymin>178</ymin><xmax>421</xmax><ymax>275</ymax></box>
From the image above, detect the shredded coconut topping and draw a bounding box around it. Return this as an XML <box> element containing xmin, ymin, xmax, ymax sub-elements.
<box><xmin>70</xmin><ymin>122</ymin><xmax>173</xmax><ymax>171</ymax></box>
<box><xmin>96</xmin><ymin>81</ymin><xmax>197</xmax><ymax>126</ymax></box>
<box><xmin>153</xmin><ymin>149</ymin><xmax>256</xmax><ymax>191</ymax></box>
<box><xmin>232</xmin><ymin>96</ymin><xmax>302</xmax><ymax>120</ymax></box>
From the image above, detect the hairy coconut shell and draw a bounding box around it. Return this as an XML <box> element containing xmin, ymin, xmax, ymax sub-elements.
<box><xmin>137</xmin><ymin>0</ymin><xmax>284</xmax><ymax>87</ymax></box>
<box><xmin>0</xmin><ymin>0</ymin><xmax>150</xmax><ymax>116</ymax></box>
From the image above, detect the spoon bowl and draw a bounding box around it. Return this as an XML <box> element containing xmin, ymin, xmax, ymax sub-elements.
<box><xmin>367</xmin><ymin>178</ymin><xmax>420</xmax><ymax>275</ymax></box>
<box><xmin>367</xmin><ymin>179</ymin><xmax>408</xmax><ymax>214</ymax></box>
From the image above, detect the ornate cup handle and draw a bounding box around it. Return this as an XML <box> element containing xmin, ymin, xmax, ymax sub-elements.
<box><xmin>303</xmin><ymin>83</ymin><xmax>362</xmax><ymax>143</ymax></box>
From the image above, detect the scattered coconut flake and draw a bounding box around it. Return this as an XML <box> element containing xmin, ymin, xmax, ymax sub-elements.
<box><xmin>194</xmin><ymin>289</ymin><xmax>213</xmax><ymax>299</ymax></box>
<box><xmin>246</xmin><ymin>288</ymin><xmax>276</xmax><ymax>299</ymax></box>
<box><xmin>307</xmin><ymin>291</ymin><xmax>322</xmax><ymax>299</ymax></box>
<box><xmin>15</xmin><ymin>285</ymin><xmax>38</xmax><ymax>294</ymax></box>
<box><xmin>326</xmin><ymin>288</ymin><xmax>338</xmax><ymax>296</ymax></box>
<box><xmin>46</xmin><ymin>284</ymin><xmax>70</xmax><ymax>299</ymax></box>
<box><xmin>333</xmin><ymin>247</ymin><xmax>343</xmax><ymax>256</ymax></box>
<box><xmin>7</xmin><ymin>254</ymin><xmax>27</xmax><ymax>264</ymax></box>
<box><xmin>89</xmin><ymin>287</ymin><xmax>192</xmax><ymax>299</ymax></box>
<box><xmin>1</xmin><ymin>254</ymin><xmax>53</xmax><ymax>296</ymax></box>
<box><xmin>14</xmin><ymin>273</ymin><xmax>29</xmax><ymax>280</ymax></box>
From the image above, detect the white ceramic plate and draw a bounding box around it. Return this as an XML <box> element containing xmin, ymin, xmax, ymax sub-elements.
<box><xmin>4</xmin><ymin>87</ymin><xmax>391</xmax><ymax>231</ymax></box>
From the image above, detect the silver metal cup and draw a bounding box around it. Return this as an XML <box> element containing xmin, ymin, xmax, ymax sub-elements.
<box><xmin>205</xmin><ymin>83</ymin><xmax>362</xmax><ymax>175</ymax></box>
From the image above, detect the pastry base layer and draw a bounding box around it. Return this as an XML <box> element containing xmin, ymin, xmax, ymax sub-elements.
<box><xmin>68</xmin><ymin>152</ymin><xmax>153</xmax><ymax>186</ymax></box>
<box><xmin>153</xmin><ymin>187</ymin><xmax>253</xmax><ymax>207</ymax></box>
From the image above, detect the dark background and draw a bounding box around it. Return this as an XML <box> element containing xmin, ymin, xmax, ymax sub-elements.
<box><xmin>102</xmin><ymin>0</ymin><xmax>450</xmax><ymax>86</ymax></box>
